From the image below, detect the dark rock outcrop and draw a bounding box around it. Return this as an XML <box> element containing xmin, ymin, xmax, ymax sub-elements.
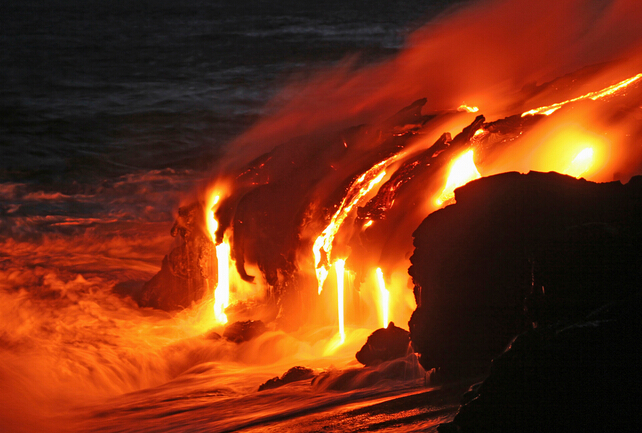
<box><xmin>312</xmin><ymin>352</ymin><xmax>425</xmax><ymax>391</ymax></box>
<box><xmin>258</xmin><ymin>366</ymin><xmax>316</xmax><ymax>391</ymax></box>
<box><xmin>212</xmin><ymin>99</ymin><xmax>441</xmax><ymax>312</ymax></box>
<box><xmin>438</xmin><ymin>292</ymin><xmax>642</xmax><ymax>432</ymax></box>
<box><xmin>409</xmin><ymin>172</ymin><xmax>642</xmax><ymax>376</ymax></box>
<box><xmin>355</xmin><ymin>322</ymin><xmax>411</xmax><ymax>366</ymax></box>
<box><xmin>223</xmin><ymin>320</ymin><xmax>267</xmax><ymax>343</ymax></box>
<box><xmin>138</xmin><ymin>202</ymin><xmax>214</xmax><ymax>311</ymax></box>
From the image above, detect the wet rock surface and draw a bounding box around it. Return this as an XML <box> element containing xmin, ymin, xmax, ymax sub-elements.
<box><xmin>313</xmin><ymin>353</ymin><xmax>425</xmax><ymax>391</ymax></box>
<box><xmin>355</xmin><ymin>322</ymin><xmax>411</xmax><ymax>366</ymax></box>
<box><xmin>223</xmin><ymin>320</ymin><xmax>267</xmax><ymax>343</ymax></box>
<box><xmin>258</xmin><ymin>366</ymin><xmax>316</xmax><ymax>391</ymax></box>
<box><xmin>409</xmin><ymin>172</ymin><xmax>642</xmax><ymax>376</ymax></box>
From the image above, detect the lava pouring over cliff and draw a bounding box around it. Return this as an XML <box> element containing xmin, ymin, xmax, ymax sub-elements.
<box><xmin>172</xmin><ymin>64</ymin><xmax>642</xmax><ymax>348</ymax></box>
<box><xmin>3</xmin><ymin>0</ymin><xmax>642</xmax><ymax>431</ymax></box>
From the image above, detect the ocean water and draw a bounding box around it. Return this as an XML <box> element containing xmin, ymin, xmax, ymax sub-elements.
<box><xmin>0</xmin><ymin>1</ymin><xmax>466</xmax><ymax>431</ymax></box>
<box><xmin>0</xmin><ymin>0</ymin><xmax>466</xmax><ymax>236</ymax></box>
<box><xmin>1</xmin><ymin>0</ymin><xmax>457</xmax><ymax>181</ymax></box>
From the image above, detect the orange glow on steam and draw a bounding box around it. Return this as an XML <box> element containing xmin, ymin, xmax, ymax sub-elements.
<box><xmin>528</xmin><ymin>126</ymin><xmax>608</xmax><ymax>180</ymax></box>
<box><xmin>565</xmin><ymin>147</ymin><xmax>595</xmax><ymax>178</ymax></box>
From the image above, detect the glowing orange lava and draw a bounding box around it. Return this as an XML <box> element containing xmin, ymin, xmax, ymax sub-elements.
<box><xmin>206</xmin><ymin>192</ymin><xmax>231</xmax><ymax>325</ymax></box>
<box><xmin>335</xmin><ymin>259</ymin><xmax>346</xmax><ymax>344</ymax></box>
<box><xmin>436</xmin><ymin>150</ymin><xmax>481</xmax><ymax>205</ymax></box>
<box><xmin>522</xmin><ymin>73</ymin><xmax>642</xmax><ymax>117</ymax></box>
<box><xmin>565</xmin><ymin>147</ymin><xmax>595</xmax><ymax>178</ymax></box>
<box><xmin>375</xmin><ymin>268</ymin><xmax>389</xmax><ymax>329</ymax></box>
<box><xmin>314</xmin><ymin>154</ymin><xmax>399</xmax><ymax>294</ymax></box>
<box><xmin>206</xmin><ymin>194</ymin><xmax>221</xmax><ymax>240</ymax></box>
<box><xmin>214</xmin><ymin>242</ymin><xmax>231</xmax><ymax>324</ymax></box>
<box><xmin>458</xmin><ymin>104</ymin><xmax>479</xmax><ymax>113</ymax></box>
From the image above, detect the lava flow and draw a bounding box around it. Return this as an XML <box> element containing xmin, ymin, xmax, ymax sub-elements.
<box><xmin>3</xmin><ymin>1</ymin><xmax>642</xmax><ymax>432</ymax></box>
<box><xmin>313</xmin><ymin>154</ymin><xmax>398</xmax><ymax>294</ymax></box>
<box><xmin>436</xmin><ymin>150</ymin><xmax>482</xmax><ymax>206</ymax></box>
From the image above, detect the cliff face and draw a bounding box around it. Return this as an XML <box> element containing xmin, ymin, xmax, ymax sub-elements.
<box><xmin>138</xmin><ymin>202</ymin><xmax>214</xmax><ymax>311</ymax></box>
<box><xmin>438</xmin><ymin>292</ymin><xmax>642</xmax><ymax>433</ymax></box>
<box><xmin>408</xmin><ymin>171</ymin><xmax>642</xmax><ymax>375</ymax></box>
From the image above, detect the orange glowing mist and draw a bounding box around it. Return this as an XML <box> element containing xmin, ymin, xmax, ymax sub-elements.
<box><xmin>522</xmin><ymin>72</ymin><xmax>642</xmax><ymax>117</ymax></box>
<box><xmin>334</xmin><ymin>259</ymin><xmax>346</xmax><ymax>344</ymax></box>
<box><xmin>519</xmin><ymin>124</ymin><xmax>610</xmax><ymax>181</ymax></box>
<box><xmin>436</xmin><ymin>150</ymin><xmax>481</xmax><ymax>206</ymax></box>
<box><xmin>313</xmin><ymin>154</ymin><xmax>399</xmax><ymax>294</ymax></box>
<box><xmin>375</xmin><ymin>268</ymin><xmax>389</xmax><ymax>329</ymax></box>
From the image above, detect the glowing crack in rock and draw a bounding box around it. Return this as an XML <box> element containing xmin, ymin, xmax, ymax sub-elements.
<box><xmin>521</xmin><ymin>73</ymin><xmax>642</xmax><ymax>117</ymax></box>
<box><xmin>314</xmin><ymin>153</ymin><xmax>400</xmax><ymax>294</ymax></box>
<box><xmin>436</xmin><ymin>150</ymin><xmax>481</xmax><ymax>206</ymax></box>
<box><xmin>376</xmin><ymin>268</ymin><xmax>390</xmax><ymax>329</ymax></box>
<box><xmin>473</xmin><ymin>128</ymin><xmax>486</xmax><ymax>138</ymax></box>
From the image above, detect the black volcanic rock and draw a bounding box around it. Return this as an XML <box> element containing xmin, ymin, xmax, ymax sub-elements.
<box><xmin>258</xmin><ymin>366</ymin><xmax>316</xmax><ymax>391</ymax></box>
<box><xmin>138</xmin><ymin>202</ymin><xmax>214</xmax><ymax>311</ymax></box>
<box><xmin>439</xmin><ymin>292</ymin><xmax>642</xmax><ymax>433</ymax></box>
<box><xmin>408</xmin><ymin>172</ymin><xmax>642</xmax><ymax>376</ymax></box>
<box><xmin>223</xmin><ymin>320</ymin><xmax>267</xmax><ymax>343</ymax></box>
<box><xmin>355</xmin><ymin>322</ymin><xmax>411</xmax><ymax>366</ymax></box>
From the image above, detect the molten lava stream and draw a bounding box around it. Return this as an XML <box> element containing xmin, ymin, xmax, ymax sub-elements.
<box><xmin>375</xmin><ymin>268</ymin><xmax>390</xmax><ymax>329</ymax></box>
<box><xmin>436</xmin><ymin>150</ymin><xmax>481</xmax><ymax>206</ymax></box>
<box><xmin>214</xmin><ymin>241</ymin><xmax>231</xmax><ymax>324</ymax></box>
<box><xmin>335</xmin><ymin>259</ymin><xmax>346</xmax><ymax>344</ymax></box>
<box><xmin>521</xmin><ymin>73</ymin><xmax>642</xmax><ymax>117</ymax></box>
<box><xmin>314</xmin><ymin>153</ymin><xmax>399</xmax><ymax>294</ymax></box>
<box><xmin>206</xmin><ymin>191</ymin><xmax>232</xmax><ymax>326</ymax></box>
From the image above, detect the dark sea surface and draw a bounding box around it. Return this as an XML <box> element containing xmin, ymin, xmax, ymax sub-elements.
<box><xmin>1</xmin><ymin>0</ymin><xmax>464</xmax><ymax>182</ymax></box>
<box><xmin>0</xmin><ymin>0</ymin><xmax>468</xmax><ymax>240</ymax></box>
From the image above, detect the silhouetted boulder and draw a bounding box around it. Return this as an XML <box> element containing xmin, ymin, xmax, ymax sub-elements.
<box><xmin>223</xmin><ymin>320</ymin><xmax>267</xmax><ymax>343</ymax></box>
<box><xmin>438</xmin><ymin>292</ymin><xmax>642</xmax><ymax>432</ymax></box>
<box><xmin>355</xmin><ymin>322</ymin><xmax>411</xmax><ymax>366</ymax></box>
<box><xmin>258</xmin><ymin>366</ymin><xmax>316</xmax><ymax>391</ymax></box>
<box><xmin>138</xmin><ymin>202</ymin><xmax>214</xmax><ymax>311</ymax></box>
<box><xmin>409</xmin><ymin>172</ymin><xmax>642</xmax><ymax>376</ymax></box>
<box><xmin>312</xmin><ymin>353</ymin><xmax>425</xmax><ymax>391</ymax></box>
<box><xmin>204</xmin><ymin>330</ymin><xmax>222</xmax><ymax>340</ymax></box>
